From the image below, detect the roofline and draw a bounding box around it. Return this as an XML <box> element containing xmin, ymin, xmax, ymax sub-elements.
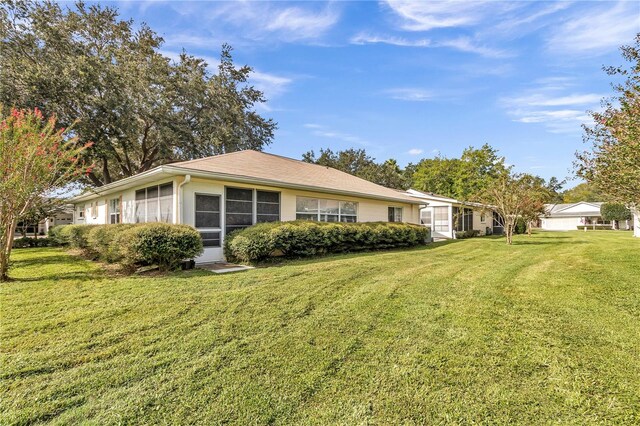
<box><xmin>407</xmin><ymin>189</ymin><xmax>493</xmax><ymax>209</ymax></box>
<box><xmin>70</xmin><ymin>164</ymin><xmax>424</xmax><ymax>205</ymax></box>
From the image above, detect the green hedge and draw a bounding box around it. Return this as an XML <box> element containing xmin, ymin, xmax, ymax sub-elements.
<box><xmin>12</xmin><ymin>237</ymin><xmax>56</xmax><ymax>248</ymax></box>
<box><xmin>224</xmin><ymin>221</ymin><xmax>431</xmax><ymax>263</ymax></box>
<box><xmin>51</xmin><ymin>223</ymin><xmax>203</xmax><ymax>271</ymax></box>
<box><xmin>455</xmin><ymin>230</ymin><xmax>480</xmax><ymax>239</ymax></box>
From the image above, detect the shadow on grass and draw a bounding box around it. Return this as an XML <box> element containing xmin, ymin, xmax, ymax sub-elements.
<box><xmin>11</xmin><ymin>254</ymin><xmax>85</xmax><ymax>268</ymax></box>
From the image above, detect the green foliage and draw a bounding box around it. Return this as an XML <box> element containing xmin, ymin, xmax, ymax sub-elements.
<box><xmin>87</xmin><ymin>224</ymin><xmax>135</xmax><ymax>262</ymax></box>
<box><xmin>411</xmin><ymin>144</ymin><xmax>511</xmax><ymax>200</ymax></box>
<box><xmin>1</xmin><ymin>1</ymin><xmax>276</xmax><ymax>187</ymax></box>
<box><xmin>515</xmin><ymin>218</ymin><xmax>527</xmax><ymax>235</ymax></box>
<box><xmin>117</xmin><ymin>223</ymin><xmax>203</xmax><ymax>271</ymax></box>
<box><xmin>11</xmin><ymin>237</ymin><xmax>56</xmax><ymax>248</ymax></box>
<box><xmin>48</xmin><ymin>225</ymin><xmax>67</xmax><ymax>246</ymax></box>
<box><xmin>455</xmin><ymin>230</ymin><xmax>480</xmax><ymax>239</ymax></box>
<box><xmin>57</xmin><ymin>223</ymin><xmax>203</xmax><ymax>271</ymax></box>
<box><xmin>302</xmin><ymin>148</ymin><xmax>411</xmax><ymax>190</ymax></box>
<box><xmin>600</xmin><ymin>203</ymin><xmax>632</xmax><ymax>222</ymax></box>
<box><xmin>225</xmin><ymin>221</ymin><xmax>430</xmax><ymax>263</ymax></box>
<box><xmin>562</xmin><ymin>182</ymin><xmax>603</xmax><ymax>203</ymax></box>
<box><xmin>58</xmin><ymin>224</ymin><xmax>98</xmax><ymax>250</ymax></box>
<box><xmin>578</xmin><ymin>34</ymin><xmax>640</xmax><ymax>207</ymax></box>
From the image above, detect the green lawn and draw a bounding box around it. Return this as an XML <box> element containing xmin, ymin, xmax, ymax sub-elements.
<box><xmin>1</xmin><ymin>232</ymin><xmax>639</xmax><ymax>424</ymax></box>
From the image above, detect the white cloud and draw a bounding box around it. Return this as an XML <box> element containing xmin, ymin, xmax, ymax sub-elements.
<box><xmin>198</xmin><ymin>2</ymin><xmax>340</xmax><ymax>43</ymax></box>
<box><xmin>501</xmin><ymin>78</ymin><xmax>603</xmax><ymax>133</ymax></box>
<box><xmin>547</xmin><ymin>1</ymin><xmax>640</xmax><ymax>55</ymax></box>
<box><xmin>350</xmin><ymin>32</ymin><xmax>508</xmax><ymax>58</ymax></box>
<box><xmin>383</xmin><ymin>0</ymin><xmax>500</xmax><ymax>31</ymax></box>
<box><xmin>408</xmin><ymin>148</ymin><xmax>424</xmax><ymax>155</ymax></box>
<box><xmin>438</xmin><ymin>37</ymin><xmax>511</xmax><ymax>58</ymax></box>
<box><xmin>350</xmin><ymin>33</ymin><xmax>431</xmax><ymax>47</ymax></box>
<box><xmin>265</xmin><ymin>7</ymin><xmax>339</xmax><ymax>39</ymax></box>
<box><xmin>305</xmin><ymin>123</ymin><xmax>370</xmax><ymax>146</ymax></box>
<box><xmin>385</xmin><ymin>88</ymin><xmax>434</xmax><ymax>102</ymax></box>
<box><xmin>251</xmin><ymin>71</ymin><xmax>293</xmax><ymax>99</ymax></box>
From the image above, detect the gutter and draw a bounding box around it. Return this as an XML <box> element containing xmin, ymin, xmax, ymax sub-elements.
<box><xmin>176</xmin><ymin>175</ymin><xmax>191</xmax><ymax>223</ymax></box>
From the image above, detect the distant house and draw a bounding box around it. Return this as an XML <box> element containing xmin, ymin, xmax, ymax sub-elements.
<box><xmin>540</xmin><ymin>202</ymin><xmax>627</xmax><ymax>231</ymax></box>
<box><xmin>14</xmin><ymin>207</ymin><xmax>73</xmax><ymax>237</ymax></box>
<box><xmin>406</xmin><ymin>189</ymin><xmax>498</xmax><ymax>239</ymax></box>
<box><xmin>70</xmin><ymin>150</ymin><xmax>423</xmax><ymax>263</ymax></box>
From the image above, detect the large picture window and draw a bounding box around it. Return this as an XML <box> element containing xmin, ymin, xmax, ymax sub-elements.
<box><xmin>296</xmin><ymin>197</ymin><xmax>358</xmax><ymax>222</ymax></box>
<box><xmin>433</xmin><ymin>207</ymin><xmax>449</xmax><ymax>232</ymax></box>
<box><xmin>225</xmin><ymin>188</ymin><xmax>281</xmax><ymax>236</ymax></box>
<box><xmin>135</xmin><ymin>182</ymin><xmax>173</xmax><ymax>223</ymax></box>
<box><xmin>388</xmin><ymin>207</ymin><xmax>403</xmax><ymax>222</ymax></box>
<box><xmin>195</xmin><ymin>194</ymin><xmax>221</xmax><ymax>247</ymax></box>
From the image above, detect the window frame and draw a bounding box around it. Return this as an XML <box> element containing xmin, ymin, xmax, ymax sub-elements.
<box><xmin>108</xmin><ymin>197</ymin><xmax>121</xmax><ymax>224</ymax></box>
<box><xmin>134</xmin><ymin>181</ymin><xmax>174</xmax><ymax>224</ymax></box>
<box><xmin>295</xmin><ymin>197</ymin><xmax>359</xmax><ymax>222</ymax></box>
<box><xmin>224</xmin><ymin>187</ymin><xmax>281</xmax><ymax>237</ymax></box>
<box><xmin>388</xmin><ymin>206</ymin><xmax>403</xmax><ymax>223</ymax></box>
<box><xmin>194</xmin><ymin>193</ymin><xmax>222</xmax><ymax>248</ymax></box>
<box><xmin>433</xmin><ymin>206</ymin><xmax>449</xmax><ymax>232</ymax></box>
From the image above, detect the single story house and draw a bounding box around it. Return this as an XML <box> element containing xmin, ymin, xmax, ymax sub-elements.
<box><xmin>15</xmin><ymin>208</ymin><xmax>73</xmax><ymax>237</ymax></box>
<box><xmin>540</xmin><ymin>202</ymin><xmax>613</xmax><ymax>231</ymax></box>
<box><xmin>70</xmin><ymin>150</ymin><xmax>423</xmax><ymax>263</ymax></box>
<box><xmin>406</xmin><ymin>189</ymin><xmax>499</xmax><ymax>239</ymax></box>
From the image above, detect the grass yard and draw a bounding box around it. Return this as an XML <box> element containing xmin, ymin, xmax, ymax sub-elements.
<box><xmin>1</xmin><ymin>231</ymin><xmax>639</xmax><ymax>424</ymax></box>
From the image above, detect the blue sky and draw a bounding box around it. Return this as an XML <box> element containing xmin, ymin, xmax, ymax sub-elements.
<box><xmin>106</xmin><ymin>0</ymin><xmax>639</xmax><ymax>185</ymax></box>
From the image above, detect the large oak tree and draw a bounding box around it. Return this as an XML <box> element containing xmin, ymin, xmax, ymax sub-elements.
<box><xmin>1</xmin><ymin>1</ymin><xmax>276</xmax><ymax>186</ymax></box>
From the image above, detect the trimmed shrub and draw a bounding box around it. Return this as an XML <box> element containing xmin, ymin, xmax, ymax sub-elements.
<box><xmin>12</xmin><ymin>237</ymin><xmax>55</xmax><ymax>248</ymax></box>
<box><xmin>515</xmin><ymin>218</ymin><xmax>527</xmax><ymax>235</ymax></box>
<box><xmin>48</xmin><ymin>225</ymin><xmax>67</xmax><ymax>246</ymax></box>
<box><xmin>117</xmin><ymin>223</ymin><xmax>203</xmax><ymax>271</ymax></box>
<box><xmin>58</xmin><ymin>224</ymin><xmax>97</xmax><ymax>249</ymax></box>
<box><xmin>87</xmin><ymin>224</ymin><xmax>135</xmax><ymax>262</ymax></box>
<box><xmin>224</xmin><ymin>221</ymin><xmax>430</xmax><ymax>263</ymax></box>
<box><xmin>455</xmin><ymin>230</ymin><xmax>480</xmax><ymax>239</ymax></box>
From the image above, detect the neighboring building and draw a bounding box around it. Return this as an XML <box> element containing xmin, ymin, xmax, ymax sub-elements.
<box><xmin>70</xmin><ymin>150</ymin><xmax>423</xmax><ymax>263</ymax></box>
<box><xmin>406</xmin><ymin>189</ymin><xmax>498</xmax><ymax>239</ymax></box>
<box><xmin>14</xmin><ymin>207</ymin><xmax>73</xmax><ymax>237</ymax></box>
<box><xmin>634</xmin><ymin>209</ymin><xmax>640</xmax><ymax>238</ymax></box>
<box><xmin>540</xmin><ymin>202</ymin><xmax>613</xmax><ymax>231</ymax></box>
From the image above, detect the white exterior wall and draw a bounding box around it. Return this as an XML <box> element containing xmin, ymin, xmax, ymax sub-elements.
<box><xmin>634</xmin><ymin>210</ymin><xmax>640</xmax><ymax>238</ymax></box>
<box><xmin>541</xmin><ymin>217</ymin><xmax>582</xmax><ymax>231</ymax></box>
<box><xmin>473</xmin><ymin>210</ymin><xmax>490</xmax><ymax>235</ymax></box>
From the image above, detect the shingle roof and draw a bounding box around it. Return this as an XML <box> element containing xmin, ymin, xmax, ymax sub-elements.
<box><xmin>169</xmin><ymin>150</ymin><xmax>420</xmax><ymax>204</ymax></box>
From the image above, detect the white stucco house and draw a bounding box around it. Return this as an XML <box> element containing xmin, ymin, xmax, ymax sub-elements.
<box><xmin>70</xmin><ymin>150</ymin><xmax>423</xmax><ymax>263</ymax></box>
<box><xmin>540</xmin><ymin>202</ymin><xmax>609</xmax><ymax>231</ymax></box>
<box><xmin>406</xmin><ymin>189</ymin><xmax>498</xmax><ymax>239</ymax></box>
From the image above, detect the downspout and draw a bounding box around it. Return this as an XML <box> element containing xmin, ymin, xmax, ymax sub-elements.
<box><xmin>177</xmin><ymin>175</ymin><xmax>191</xmax><ymax>224</ymax></box>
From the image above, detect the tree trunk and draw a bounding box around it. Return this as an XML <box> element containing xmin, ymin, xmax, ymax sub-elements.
<box><xmin>1</xmin><ymin>218</ymin><xmax>18</xmax><ymax>282</ymax></box>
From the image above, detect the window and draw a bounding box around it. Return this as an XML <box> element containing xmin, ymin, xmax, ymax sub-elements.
<box><xmin>420</xmin><ymin>208</ymin><xmax>431</xmax><ymax>227</ymax></box>
<box><xmin>256</xmin><ymin>191</ymin><xmax>280</xmax><ymax>223</ymax></box>
<box><xmin>433</xmin><ymin>207</ymin><xmax>449</xmax><ymax>232</ymax></box>
<box><xmin>109</xmin><ymin>198</ymin><xmax>121</xmax><ymax>224</ymax></box>
<box><xmin>135</xmin><ymin>183</ymin><xmax>173</xmax><ymax>223</ymax></box>
<box><xmin>78</xmin><ymin>205</ymin><xmax>84</xmax><ymax>219</ymax></box>
<box><xmin>195</xmin><ymin>194</ymin><xmax>221</xmax><ymax>247</ymax></box>
<box><xmin>388</xmin><ymin>207</ymin><xmax>403</xmax><ymax>222</ymax></box>
<box><xmin>225</xmin><ymin>187</ymin><xmax>281</xmax><ymax>236</ymax></box>
<box><xmin>480</xmin><ymin>213</ymin><xmax>486</xmax><ymax>223</ymax></box>
<box><xmin>296</xmin><ymin>197</ymin><xmax>358</xmax><ymax>222</ymax></box>
<box><xmin>91</xmin><ymin>202</ymin><xmax>98</xmax><ymax>219</ymax></box>
<box><xmin>453</xmin><ymin>207</ymin><xmax>473</xmax><ymax>231</ymax></box>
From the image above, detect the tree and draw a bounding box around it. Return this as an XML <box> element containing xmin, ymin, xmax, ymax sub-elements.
<box><xmin>562</xmin><ymin>182</ymin><xmax>604</xmax><ymax>203</ymax></box>
<box><xmin>600</xmin><ymin>203</ymin><xmax>632</xmax><ymax>229</ymax></box>
<box><xmin>0</xmin><ymin>107</ymin><xmax>88</xmax><ymax>281</ymax></box>
<box><xmin>1</xmin><ymin>1</ymin><xmax>276</xmax><ymax>187</ymax></box>
<box><xmin>577</xmin><ymin>33</ymin><xmax>640</xmax><ymax>208</ymax></box>
<box><xmin>411</xmin><ymin>144</ymin><xmax>509</xmax><ymax>200</ymax></box>
<box><xmin>302</xmin><ymin>148</ymin><xmax>411</xmax><ymax>189</ymax></box>
<box><xmin>479</xmin><ymin>172</ymin><xmax>550</xmax><ymax>245</ymax></box>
